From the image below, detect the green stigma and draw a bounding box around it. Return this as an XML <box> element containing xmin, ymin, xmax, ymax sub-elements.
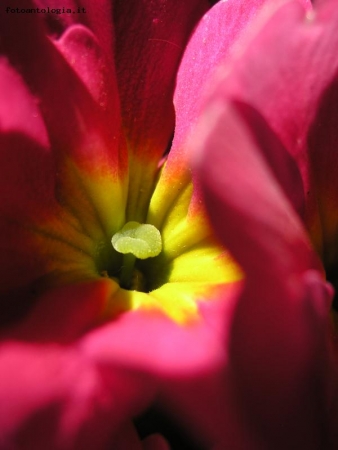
<box><xmin>111</xmin><ymin>221</ymin><xmax>162</xmax><ymax>289</ymax></box>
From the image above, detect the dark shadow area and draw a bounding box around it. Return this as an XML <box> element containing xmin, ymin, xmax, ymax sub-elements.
<box><xmin>307</xmin><ymin>72</ymin><xmax>338</xmax><ymax>310</ymax></box>
<box><xmin>135</xmin><ymin>406</ymin><xmax>204</xmax><ymax>450</ymax></box>
<box><xmin>15</xmin><ymin>403</ymin><xmax>61</xmax><ymax>449</ymax></box>
<box><xmin>0</xmin><ymin>132</ymin><xmax>55</xmax><ymax>327</ymax></box>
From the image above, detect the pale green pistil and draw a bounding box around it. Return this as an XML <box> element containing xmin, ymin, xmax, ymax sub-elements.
<box><xmin>111</xmin><ymin>221</ymin><xmax>162</xmax><ymax>289</ymax></box>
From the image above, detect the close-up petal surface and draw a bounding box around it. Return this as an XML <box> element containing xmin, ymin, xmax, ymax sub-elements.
<box><xmin>3</xmin><ymin>0</ymin><xmax>338</xmax><ymax>448</ymax></box>
<box><xmin>193</xmin><ymin>0</ymin><xmax>338</xmax><ymax>447</ymax></box>
<box><xmin>0</xmin><ymin>0</ymin><xmax>247</xmax><ymax>447</ymax></box>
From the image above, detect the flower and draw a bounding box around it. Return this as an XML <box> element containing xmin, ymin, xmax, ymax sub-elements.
<box><xmin>3</xmin><ymin>0</ymin><xmax>332</xmax><ymax>447</ymax></box>
<box><xmin>195</xmin><ymin>0</ymin><xmax>338</xmax><ymax>447</ymax></box>
<box><xmin>0</xmin><ymin>0</ymin><xmax>263</xmax><ymax>448</ymax></box>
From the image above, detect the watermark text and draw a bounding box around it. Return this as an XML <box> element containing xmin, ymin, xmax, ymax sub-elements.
<box><xmin>5</xmin><ymin>6</ymin><xmax>86</xmax><ymax>14</ymax></box>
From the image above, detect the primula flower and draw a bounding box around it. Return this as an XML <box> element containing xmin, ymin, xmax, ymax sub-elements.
<box><xmin>0</xmin><ymin>0</ymin><xmax>265</xmax><ymax>448</ymax></box>
<box><xmin>194</xmin><ymin>0</ymin><xmax>338</xmax><ymax>448</ymax></box>
<box><xmin>3</xmin><ymin>0</ymin><xmax>334</xmax><ymax>448</ymax></box>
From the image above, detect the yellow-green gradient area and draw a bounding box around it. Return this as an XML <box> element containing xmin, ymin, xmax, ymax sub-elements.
<box><xmin>31</xmin><ymin>156</ymin><xmax>127</xmax><ymax>293</ymax></box>
<box><xmin>28</xmin><ymin>152</ymin><xmax>241</xmax><ymax>327</ymax></box>
<box><xmin>104</xmin><ymin>162</ymin><xmax>243</xmax><ymax>325</ymax></box>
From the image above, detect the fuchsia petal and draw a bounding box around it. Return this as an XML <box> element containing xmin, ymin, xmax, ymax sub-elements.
<box><xmin>33</xmin><ymin>0</ymin><xmax>211</xmax><ymax>222</ymax></box>
<box><xmin>146</xmin><ymin>0</ymin><xmax>269</xmax><ymax>285</ymax></box>
<box><xmin>4</xmin><ymin>0</ymin><xmax>334</xmax><ymax>447</ymax></box>
<box><xmin>153</xmin><ymin>0</ymin><xmax>269</xmax><ymax>226</ymax></box>
<box><xmin>113</xmin><ymin>0</ymin><xmax>209</xmax><ymax>219</ymax></box>
<box><xmin>34</xmin><ymin>0</ymin><xmax>115</xmax><ymax>62</ymax></box>
<box><xmin>0</xmin><ymin>280</ymin><xmax>116</xmax><ymax>344</ymax></box>
<box><xmin>0</xmin><ymin>60</ymin><xmax>57</xmax><ymax>320</ymax></box>
<box><xmin>173</xmin><ymin>0</ymin><xmax>267</xmax><ymax>153</ymax></box>
<box><xmin>157</xmin><ymin>0</ymin><xmax>267</xmax><ymax>189</ymax></box>
<box><xmin>298</xmin><ymin>0</ymin><xmax>312</xmax><ymax>11</ymax></box>
<box><xmin>195</xmin><ymin>95</ymin><xmax>337</xmax><ymax>446</ymax></box>
<box><xmin>0</xmin><ymin>343</ymin><xmax>155</xmax><ymax>449</ymax></box>
<box><xmin>79</xmin><ymin>288</ymin><xmax>244</xmax><ymax>447</ymax></box>
<box><xmin>114</xmin><ymin>0</ymin><xmax>208</xmax><ymax>162</ymax></box>
<box><xmin>0</xmin><ymin>3</ymin><xmax>128</xmax><ymax>322</ymax></box>
<box><xmin>202</xmin><ymin>0</ymin><xmax>338</xmax><ymax>265</ymax></box>
<box><xmin>81</xmin><ymin>292</ymin><xmax>239</xmax><ymax>375</ymax></box>
<box><xmin>1</xmin><ymin>1</ymin><xmax>125</xmax><ymax>175</ymax></box>
<box><xmin>0</xmin><ymin>281</ymin><xmax>241</xmax><ymax>445</ymax></box>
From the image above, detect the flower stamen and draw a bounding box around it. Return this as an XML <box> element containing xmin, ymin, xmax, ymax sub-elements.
<box><xmin>111</xmin><ymin>221</ymin><xmax>162</xmax><ymax>289</ymax></box>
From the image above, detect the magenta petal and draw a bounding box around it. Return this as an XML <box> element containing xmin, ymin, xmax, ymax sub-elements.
<box><xmin>56</xmin><ymin>24</ymin><xmax>120</xmax><ymax>127</ymax></box>
<box><xmin>81</xmin><ymin>294</ymin><xmax>237</xmax><ymax>375</ymax></box>
<box><xmin>160</xmin><ymin>0</ymin><xmax>268</xmax><ymax>214</ymax></box>
<box><xmin>195</xmin><ymin>98</ymin><xmax>337</xmax><ymax>446</ymax></box>
<box><xmin>34</xmin><ymin>0</ymin><xmax>115</xmax><ymax>61</ymax></box>
<box><xmin>0</xmin><ymin>61</ymin><xmax>58</xmax><ymax>317</ymax></box>
<box><xmin>112</xmin><ymin>0</ymin><xmax>210</xmax><ymax>219</ymax></box>
<box><xmin>297</xmin><ymin>0</ymin><xmax>312</xmax><ymax>11</ymax></box>
<box><xmin>202</xmin><ymin>0</ymin><xmax>338</xmax><ymax>260</ymax></box>
<box><xmin>173</xmin><ymin>0</ymin><xmax>267</xmax><ymax>152</ymax></box>
<box><xmin>0</xmin><ymin>7</ymin><xmax>129</xmax><ymax>316</ymax></box>
<box><xmin>0</xmin><ymin>3</ymin><xmax>124</xmax><ymax>172</ymax></box>
<box><xmin>158</xmin><ymin>368</ymin><xmax>251</xmax><ymax>448</ymax></box>
<box><xmin>0</xmin><ymin>46</ymin><xmax>120</xmax><ymax>320</ymax></box>
<box><xmin>1</xmin><ymin>283</ymin><xmax>241</xmax><ymax>446</ymax></box>
<box><xmin>0</xmin><ymin>343</ymin><xmax>155</xmax><ymax>449</ymax></box>
<box><xmin>114</xmin><ymin>0</ymin><xmax>208</xmax><ymax>162</ymax></box>
<box><xmin>79</xmin><ymin>292</ymin><xmax>243</xmax><ymax>446</ymax></box>
<box><xmin>0</xmin><ymin>280</ymin><xmax>114</xmax><ymax>344</ymax></box>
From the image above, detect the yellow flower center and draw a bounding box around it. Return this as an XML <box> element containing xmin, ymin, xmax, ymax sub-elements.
<box><xmin>10</xmin><ymin>153</ymin><xmax>242</xmax><ymax>326</ymax></box>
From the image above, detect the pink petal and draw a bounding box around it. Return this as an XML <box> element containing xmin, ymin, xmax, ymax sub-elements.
<box><xmin>173</xmin><ymin>0</ymin><xmax>267</xmax><ymax>153</ymax></box>
<box><xmin>0</xmin><ymin>342</ymin><xmax>155</xmax><ymax>449</ymax></box>
<box><xmin>298</xmin><ymin>0</ymin><xmax>312</xmax><ymax>11</ymax></box>
<box><xmin>0</xmin><ymin>281</ymin><xmax>241</xmax><ymax>446</ymax></box>
<box><xmin>0</xmin><ymin>12</ymin><xmax>128</xmax><ymax>318</ymax></box>
<box><xmin>113</xmin><ymin>0</ymin><xmax>209</xmax><ymax>219</ymax></box>
<box><xmin>34</xmin><ymin>0</ymin><xmax>115</xmax><ymax>63</ymax></box>
<box><xmin>114</xmin><ymin>0</ymin><xmax>208</xmax><ymax>162</ymax></box>
<box><xmin>195</xmin><ymin>96</ymin><xmax>337</xmax><ymax>446</ymax></box>
<box><xmin>0</xmin><ymin>2</ymin><xmax>126</xmax><ymax>174</ymax></box>
<box><xmin>158</xmin><ymin>0</ymin><xmax>269</xmax><ymax>220</ymax></box>
<box><xmin>0</xmin><ymin>279</ymin><xmax>242</xmax><ymax>446</ymax></box>
<box><xmin>0</xmin><ymin>61</ymin><xmax>58</xmax><ymax>319</ymax></box>
<box><xmin>34</xmin><ymin>0</ymin><xmax>210</xmax><ymax>220</ymax></box>
<box><xmin>201</xmin><ymin>0</ymin><xmax>338</xmax><ymax>264</ymax></box>
<box><xmin>77</xmin><ymin>283</ymin><xmax>249</xmax><ymax>447</ymax></box>
<box><xmin>0</xmin><ymin>280</ymin><xmax>116</xmax><ymax>344</ymax></box>
<box><xmin>81</xmin><ymin>291</ymin><xmax>239</xmax><ymax>375</ymax></box>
